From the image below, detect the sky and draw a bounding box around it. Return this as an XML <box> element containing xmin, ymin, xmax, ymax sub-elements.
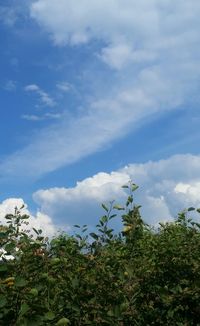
<box><xmin>1</xmin><ymin>0</ymin><xmax>200</xmax><ymax>235</ymax></box>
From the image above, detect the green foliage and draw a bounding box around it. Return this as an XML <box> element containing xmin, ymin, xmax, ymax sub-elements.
<box><xmin>0</xmin><ymin>183</ymin><xmax>200</xmax><ymax>325</ymax></box>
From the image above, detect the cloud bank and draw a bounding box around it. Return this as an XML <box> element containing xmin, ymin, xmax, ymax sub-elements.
<box><xmin>33</xmin><ymin>154</ymin><xmax>200</xmax><ymax>228</ymax></box>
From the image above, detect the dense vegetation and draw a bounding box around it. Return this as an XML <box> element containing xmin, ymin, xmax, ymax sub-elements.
<box><xmin>0</xmin><ymin>182</ymin><xmax>200</xmax><ymax>325</ymax></box>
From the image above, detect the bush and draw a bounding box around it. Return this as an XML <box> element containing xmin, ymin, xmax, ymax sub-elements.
<box><xmin>0</xmin><ymin>183</ymin><xmax>200</xmax><ymax>325</ymax></box>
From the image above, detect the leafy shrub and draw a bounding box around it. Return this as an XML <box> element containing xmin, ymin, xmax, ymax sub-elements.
<box><xmin>0</xmin><ymin>183</ymin><xmax>200</xmax><ymax>325</ymax></box>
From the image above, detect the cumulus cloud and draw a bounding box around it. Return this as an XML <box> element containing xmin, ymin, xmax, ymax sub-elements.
<box><xmin>24</xmin><ymin>84</ymin><xmax>56</xmax><ymax>107</ymax></box>
<box><xmin>33</xmin><ymin>171</ymin><xmax>130</xmax><ymax>227</ymax></box>
<box><xmin>0</xmin><ymin>198</ymin><xmax>58</xmax><ymax>237</ymax></box>
<box><xmin>2</xmin><ymin>155</ymin><xmax>200</xmax><ymax>231</ymax></box>
<box><xmin>31</xmin><ymin>1</ymin><xmax>200</xmax><ymax>69</ymax></box>
<box><xmin>33</xmin><ymin>154</ymin><xmax>200</xmax><ymax>228</ymax></box>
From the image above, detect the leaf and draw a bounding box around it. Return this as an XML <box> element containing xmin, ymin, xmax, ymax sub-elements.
<box><xmin>32</xmin><ymin>228</ymin><xmax>39</xmax><ymax>235</ymax></box>
<box><xmin>5</xmin><ymin>214</ymin><xmax>13</xmax><ymax>220</ymax></box>
<box><xmin>188</xmin><ymin>207</ymin><xmax>195</xmax><ymax>211</ymax></box>
<box><xmin>109</xmin><ymin>214</ymin><xmax>117</xmax><ymax>220</ymax></box>
<box><xmin>0</xmin><ymin>264</ymin><xmax>8</xmax><ymax>272</ymax></box>
<box><xmin>15</xmin><ymin>277</ymin><xmax>28</xmax><ymax>287</ymax></box>
<box><xmin>56</xmin><ymin>317</ymin><xmax>70</xmax><ymax>325</ymax></box>
<box><xmin>101</xmin><ymin>203</ymin><xmax>109</xmax><ymax>212</ymax></box>
<box><xmin>0</xmin><ymin>232</ymin><xmax>7</xmax><ymax>239</ymax></box>
<box><xmin>131</xmin><ymin>184</ymin><xmax>139</xmax><ymax>192</ymax></box>
<box><xmin>19</xmin><ymin>303</ymin><xmax>30</xmax><ymax>316</ymax></box>
<box><xmin>20</xmin><ymin>214</ymin><xmax>29</xmax><ymax>219</ymax></box>
<box><xmin>122</xmin><ymin>185</ymin><xmax>129</xmax><ymax>189</ymax></box>
<box><xmin>73</xmin><ymin>225</ymin><xmax>80</xmax><ymax>228</ymax></box>
<box><xmin>113</xmin><ymin>204</ymin><xmax>124</xmax><ymax>210</ymax></box>
<box><xmin>90</xmin><ymin>233</ymin><xmax>99</xmax><ymax>240</ymax></box>
<box><xmin>44</xmin><ymin>311</ymin><xmax>55</xmax><ymax>320</ymax></box>
<box><xmin>72</xmin><ymin>277</ymin><xmax>79</xmax><ymax>289</ymax></box>
<box><xmin>5</xmin><ymin>242</ymin><xmax>16</xmax><ymax>253</ymax></box>
<box><xmin>0</xmin><ymin>295</ymin><xmax>7</xmax><ymax>308</ymax></box>
<box><xmin>100</xmin><ymin>215</ymin><xmax>108</xmax><ymax>224</ymax></box>
<box><xmin>107</xmin><ymin>310</ymin><xmax>114</xmax><ymax>317</ymax></box>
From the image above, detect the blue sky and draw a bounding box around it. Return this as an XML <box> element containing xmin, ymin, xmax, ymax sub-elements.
<box><xmin>1</xmin><ymin>0</ymin><xmax>200</xmax><ymax>235</ymax></box>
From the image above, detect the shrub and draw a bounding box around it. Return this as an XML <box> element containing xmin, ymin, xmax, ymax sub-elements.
<box><xmin>0</xmin><ymin>183</ymin><xmax>200</xmax><ymax>325</ymax></box>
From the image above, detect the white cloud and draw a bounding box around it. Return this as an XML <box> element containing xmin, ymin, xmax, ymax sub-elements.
<box><xmin>31</xmin><ymin>1</ymin><xmax>200</xmax><ymax>68</ymax></box>
<box><xmin>0</xmin><ymin>1</ymin><xmax>199</xmax><ymax>179</ymax></box>
<box><xmin>22</xmin><ymin>113</ymin><xmax>61</xmax><ymax>121</ymax></box>
<box><xmin>174</xmin><ymin>182</ymin><xmax>200</xmax><ymax>204</ymax></box>
<box><xmin>100</xmin><ymin>43</ymin><xmax>157</xmax><ymax>70</ymax></box>
<box><xmin>33</xmin><ymin>171</ymin><xmax>130</xmax><ymax>227</ymax></box>
<box><xmin>0</xmin><ymin>198</ymin><xmax>58</xmax><ymax>237</ymax></box>
<box><xmin>2</xmin><ymin>155</ymin><xmax>200</xmax><ymax>231</ymax></box>
<box><xmin>21</xmin><ymin>114</ymin><xmax>43</xmax><ymax>121</ymax></box>
<box><xmin>24</xmin><ymin>84</ymin><xmax>56</xmax><ymax>107</ymax></box>
<box><xmin>56</xmin><ymin>81</ymin><xmax>71</xmax><ymax>92</ymax></box>
<box><xmin>33</xmin><ymin>154</ymin><xmax>200</xmax><ymax>228</ymax></box>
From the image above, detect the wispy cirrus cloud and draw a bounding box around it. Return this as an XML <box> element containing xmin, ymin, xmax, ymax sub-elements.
<box><xmin>56</xmin><ymin>81</ymin><xmax>72</xmax><ymax>93</ymax></box>
<box><xmin>22</xmin><ymin>113</ymin><xmax>61</xmax><ymax>122</ymax></box>
<box><xmin>24</xmin><ymin>84</ymin><xmax>56</xmax><ymax>107</ymax></box>
<box><xmin>0</xmin><ymin>1</ymin><xmax>200</xmax><ymax>180</ymax></box>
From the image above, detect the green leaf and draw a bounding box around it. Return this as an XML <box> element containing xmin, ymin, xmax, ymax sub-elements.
<box><xmin>0</xmin><ymin>295</ymin><xmax>7</xmax><ymax>308</ymax></box>
<box><xmin>100</xmin><ymin>215</ymin><xmax>108</xmax><ymax>224</ymax></box>
<box><xmin>188</xmin><ymin>207</ymin><xmax>195</xmax><ymax>211</ymax></box>
<box><xmin>19</xmin><ymin>303</ymin><xmax>30</xmax><ymax>316</ymax></box>
<box><xmin>0</xmin><ymin>264</ymin><xmax>8</xmax><ymax>272</ymax></box>
<box><xmin>29</xmin><ymin>288</ymin><xmax>38</xmax><ymax>297</ymax></box>
<box><xmin>90</xmin><ymin>232</ymin><xmax>99</xmax><ymax>240</ymax></box>
<box><xmin>107</xmin><ymin>310</ymin><xmax>114</xmax><ymax>317</ymax></box>
<box><xmin>72</xmin><ymin>277</ymin><xmax>79</xmax><ymax>289</ymax></box>
<box><xmin>56</xmin><ymin>317</ymin><xmax>70</xmax><ymax>325</ymax></box>
<box><xmin>109</xmin><ymin>214</ymin><xmax>117</xmax><ymax>219</ymax></box>
<box><xmin>5</xmin><ymin>214</ymin><xmax>13</xmax><ymax>220</ymax></box>
<box><xmin>20</xmin><ymin>214</ymin><xmax>29</xmax><ymax>219</ymax></box>
<box><xmin>131</xmin><ymin>184</ymin><xmax>139</xmax><ymax>192</ymax></box>
<box><xmin>5</xmin><ymin>242</ymin><xmax>16</xmax><ymax>253</ymax></box>
<box><xmin>122</xmin><ymin>185</ymin><xmax>129</xmax><ymax>189</ymax></box>
<box><xmin>0</xmin><ymin>232</ymin><xmax>7</xmax><ymax>239</ymax></box>
<box><xmin>15</xmin><ymin>277</ymin><xmax>28</xmax><ymax>287</ymax></box>
<box><xmin>113</xmin><ymin>204</ymin><xmax>124</xmax><ymax>210</ymax></box>
<box><xmin>32</xmin><ymin>228</ymin><xmax>39</xmax><ymax>235</ymax></box>
<box><xmin>44</xmin><ymin>311</ymin><xmax>55</xmax><ymax>320</ymax></box>
<box><xmin>101</xmin><ymin>203</ymin><xmax>109</xmax><ymax>212</ymax></box>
